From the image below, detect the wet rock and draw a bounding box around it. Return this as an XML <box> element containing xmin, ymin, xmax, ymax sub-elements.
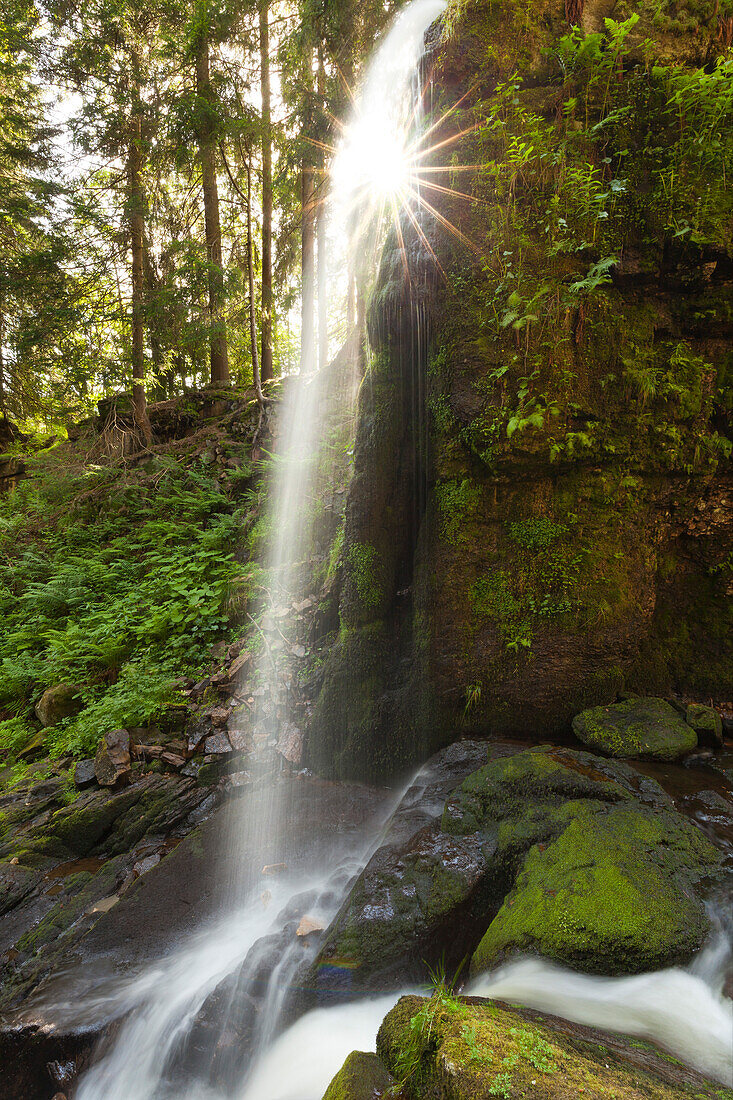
<box><xmin>469</xmin><ymin>800</ymin><xmax>718</xmax><ymax>976</ymax></box>
<box><xmin>94</xmin><ymin>729</ymin><xmax>131</xmax><ymax>789</ymax></box>
<box><xmin>204</xmin><ymin>732</ymin><xmax>232</xmax><ymax>755</ymax></box>
<box><xmin>322</xmin><ymin>1051</ymin><xmax>394</xmax><ymax>1100</ymax></box>
<box><xmin>312</xmin><ymin>740</ymin><xmax>497</xmax><ymax>992</ymax></box>
<box><xmin>73</xmin><ymin>760</ymin><xmax>96</xmax><ymax>789</ymax></box>
<box><xmin>35</xmin><ymin>684</ymin><xmax>84</xmax><ymax>728</ymax></box>
<box><xmin>686</xmin><ymin>704</ymin><xmax>724</xmax><ymax>748</ymax></box>
<box><xmin>373</xmin><ymin>995</ymin><xmax>729</xmax><ymax>1100</ymax></box>
<box><xmin>572</xmin><ymin>698</ymin><xmax>698</xmax><ymax>761</ymax></box>
<box><xmin>0</xmin><ymin>862</ymin><xmax>42</xmax><ymax>917</ymax></box>
<box><xmin>277</xmin><ymin>723</ymin><xmax>304</xmax><ymax>766</ymax></box>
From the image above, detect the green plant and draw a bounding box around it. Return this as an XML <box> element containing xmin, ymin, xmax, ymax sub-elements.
<box><xmin>436</xmin><ymin>479</ymin><xmax>481</xmax><ymax>546</ymax></box>
<box><xmin>464</xmin><ymin>682</ymin><xmax>482</xmax><ymax>715</ymax></box>
<box><xmin>0</xmin><ymin>453</ymin><xmax>261</xmax><ymax>760</ymax></box>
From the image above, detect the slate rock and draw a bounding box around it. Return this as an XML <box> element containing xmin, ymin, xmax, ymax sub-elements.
<box><xmin>74</xmin><ymin>760</ymin><xmax>97</xmax><ymax>790</ymax></box>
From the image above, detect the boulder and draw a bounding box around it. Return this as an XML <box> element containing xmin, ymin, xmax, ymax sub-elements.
<box><xmin>94</xmin><ymin>730</ymin><xmax>131</xmax><ymax>788</ymax></box>
<box><xmin>470</xmin><ymin>801</ymin><xmax>717</xmax><ymax>976</ymax></box>
<box><xmin>314</xmin><ymin>746</ymin><xmax>721</xmax><ymax>994</ymax></box>
<box><xmin>322</xmin><ymin>1051</ymin><xmax>393</xmax><ymax>1100</ymax></box>
<box><xmin>311</xmin><ymin>740</ymin><xmax>495</xmax><ymax>992</ymax></box>
<box><xmin>572</xmin><ymin>697</ymin><xmax>697</xmax><ymax>761</ymax></box>
<box><xmin>372</xmin><ymin>994</ymin><xmax>730</xmax><ymax>1100</ymax></box>
<box><xmin>686</xmin><ymin>703</ymin><xmax>724</xmax><ymax>749</ymax></box>
<box><xmin>35</xmin><ymin>684</ymin><xmax>84</xmax><ymax>728</ymax></box>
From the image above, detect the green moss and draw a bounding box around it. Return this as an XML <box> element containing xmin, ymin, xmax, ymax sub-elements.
<box><xmin>471</xmin><ymin>801</ymin><xmax>718</xmax><ymax>976</ymax></box>
<box><xmin>321</xmin><ymin>1051</ymin><xmax>393</xmax><ymax>1100</ymax></box>
<box><xmin>347</xmin><ymin>543</ymin><xmax>382</xmax><ymax>609</ymax></box>
<box><xmin>435</xmin><ymin>478</ymin><xmax>482</xmax><ymax>546</ymax></box>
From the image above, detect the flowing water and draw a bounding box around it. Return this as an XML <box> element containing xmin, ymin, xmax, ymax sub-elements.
<box><xmin>74</xmin><ymin>4</ymin><xmax>447</xmax><ymax>1097</ymax></box>
<box><xmin>68</xmin><ymin>2</ymin><xmax>733</xmax><ymax>1095</ymax></box>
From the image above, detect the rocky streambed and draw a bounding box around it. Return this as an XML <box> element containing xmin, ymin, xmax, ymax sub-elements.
<box><xmin>0</xmin><ymin>700</ymin><xmax>731</xmax><ymax>1099</ymax></box>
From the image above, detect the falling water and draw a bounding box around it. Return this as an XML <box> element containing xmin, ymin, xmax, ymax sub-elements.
<box><xmin>73</xmin><ymin>4</ymin><xmax>446</xmax><ymax>1098</ymax></box>
<box><xmin>64</xmin><ymin>2</ymin><xmax>733</xmax><ymax>1095</ymax></box>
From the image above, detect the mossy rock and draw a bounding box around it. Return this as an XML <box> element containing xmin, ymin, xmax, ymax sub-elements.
<box><xmin>470</xmin><ymin>801</ymin><xmax>719</xmax><ymax>976</ymax></box>
<box><xmin>376</xmin><ymin>994</ymin><xmax>731</xmax><ymax>1100</ymax></box>
<box><xmin>321</xmin><ymin>1051</ymin><xmax>393</xmax><ymax>1100</ymax></box>
<box><xmin>441</xmin><ymin>746</ymin><xmax>644</xmax><ymax>841</ymax></box>
<box><xmin>685</xmin><ymin>703</ymin><xmax>724</xmax><ymax>749</ymax></box>
<box><xmin>572</xmin><ymin>698</ymin><xmax>698</xmax><ymax>761</ymax></box>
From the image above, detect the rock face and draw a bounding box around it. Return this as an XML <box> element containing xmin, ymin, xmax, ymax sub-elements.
<box><xmin>313</xmin><ymin>746</ymin><xmax>721</xmax><ymax>995</ymax></box>
<box><xmin>364</xmin><ymin>994</ymin><xmax>732</xmax><ymax>1100</ymax></box>
<box><xmin>35</xmin><ymin>684</ymin><xmax>84</xmax><ymax>728</ymax></box>
<box><xmin>571</xmin><ymin>698</ymin><xmax>698</xmax><ymax>761</ymax></box>
<box><xmin>310</xmin><ymin>0</ymin><xmax>733</xmax><ymax>783</ymax></box>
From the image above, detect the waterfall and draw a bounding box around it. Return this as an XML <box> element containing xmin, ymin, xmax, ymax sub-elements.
<box><xmin>61</xmin><ymin>3</ymin><xmax>733</xmax><ymax>1097</ymax></box>
<box><xmin>73</xmin><ymin>5</ymin><xmax>445</xmax><ymax>1097</ymax></box>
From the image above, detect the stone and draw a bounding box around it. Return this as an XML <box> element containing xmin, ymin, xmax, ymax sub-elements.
<box><xmin>73</xmin><ymin>760</ymin><xmax>96</xmax><ymax>790</ymax></box>
<box><xmin>94</xmin><ymin>730</ymin><xmax>131</xmax><ymax>789</ymax></box>
<box><xmin>276</xmin><ymin>723</ymin><xmax>304</xmax><ymax>765</ymax></box>
<box><xmin>208</xmin><ymin>707</ymin><xmax>231</xmax><ymax>728</ymax></box>
<box><xmin>572</xmin><ymin>698</ymin><xmax>698</xmax><ymax>761</ymax></box>
<box><xmin>469</xmin><ymin>800</ymin><xmax>718</xmax><ymax>977</ymax></box>
<box><xmin>296</xmin><ymin>915</ymin><xmax>325</xmax><ymax>937</ymax></box>
<box><xmin>322</xmin><ymin>1051</ymin><xmax>393</xmax><ymax>1100</ymax></box>
<box><xmin>204</xmin><ymin>732</ymin><xmax>231</xmax><ymax>755</ymax></box>
<box><xmin>35</xmin><ymin>684</ymin><xmax>84</xmax><ymax>728</ymax></box>
<box><xmin>374</xmin><ymin>995</ymin><xmax>730</xmax><ymax>1100</ymax></box>
<box><xmin>312</xmin><ymin>741</ymin><xmax>496</xmax><ymax>992</ymax></box>
<box><xmin>685</xmin><ymin>703</ymin><xmax>724</xmax><ymax>748</ymax></box>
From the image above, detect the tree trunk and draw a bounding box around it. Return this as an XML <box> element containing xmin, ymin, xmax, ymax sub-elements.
<box><xmin>317</xmin><ymin>47</ymin><xmax>328</xmax><ymax>371</ymax></box>
<box><xmin>300</xmin><ymin>164</ymin><xmax>316</xmax><ymax>374</ymax></box>
<box><xmin>259</xmin><ymin>0</ymin><xmax>274</xmax><ymax>383</ymax></box>
<box><xmin>196</xmin><ymin>34</ymin><xmax>230</xmax><ymax>386</ymax></box>
<box><xmin>128</xmin><ymin>116</ymin><xmax>152</xmax><ymax>444</ymax></box>
<box><xmin>246</xmin><ymin>156</ymin><xmax>264</xmax><ymax>404</ymax></box>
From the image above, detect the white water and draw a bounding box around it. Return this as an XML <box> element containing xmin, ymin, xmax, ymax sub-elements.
<box><xmin>237</xmin><ymin>939</ymin><xmax>733</xmax><ymax>1099</ymax></box>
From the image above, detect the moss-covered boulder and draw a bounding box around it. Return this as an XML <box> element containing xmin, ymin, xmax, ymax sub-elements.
<box><xmin>34</xmin><ymin>683</ymin><xmax>84</xmax><ymax>728</ymax></box>
<box><xmin>686</xmin><ymin>703</ymin><xmax>724</xmax><ymax>748</ymax></box>
<box><xmin>470</xmin><ymin>801</ymin><xmax>718</xmax><ymax>976</ymax></box>
<box><xmin>572</xmin><ymin>698</ymin><xmax>698</xmax><ymax>761</ymax></box>
<box><xmin>374</xmin><ymin>994</ymin><xmax>731</xmax><ymax>1100</ymax></box>
<box><xmin>313</xmin><ymin>746</ymin><xmax>720</xmax><ymax>993</ymax></box>
<box><xmin>321</xmin><ymin>1051</ymin><xmax>394</xmax><ymax>1100</ymax></box>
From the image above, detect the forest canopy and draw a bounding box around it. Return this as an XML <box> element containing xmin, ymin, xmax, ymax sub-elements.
<box><xmin>0</xmin><ymin>0</ymin><xmax>400</xmax><ymax>433</ymax></box>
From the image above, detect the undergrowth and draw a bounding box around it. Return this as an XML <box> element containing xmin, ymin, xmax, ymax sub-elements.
<box><xmin>0</xmin><ymin>448</ymin><xmax>263</xmax><ymax>759</ymax></box>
